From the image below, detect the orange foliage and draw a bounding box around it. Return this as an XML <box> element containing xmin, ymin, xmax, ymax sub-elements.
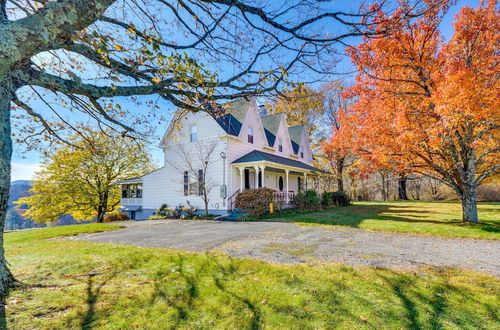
<box><xmin>333</xmin><ymin>0</ymin><xmax>499</xmax><ymax>221</ymax></box>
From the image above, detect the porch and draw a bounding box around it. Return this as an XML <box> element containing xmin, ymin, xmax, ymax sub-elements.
<box><xmin>228</xmin><ymin>150</ymin><xmax>328</xmax><ymax>210</ymax></box>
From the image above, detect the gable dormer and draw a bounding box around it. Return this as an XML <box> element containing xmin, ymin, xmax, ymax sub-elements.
<box><xmin>262</xmin><ymin>113</ymin><xmax>293</xmax><ymax>157</ymax></box>
<box><xmin>288</xmin><ymin>124</ymin><xmax>312</xmax><ymax>164</ymax></box>
<box><xmin>237</xmin><ymin>99</ymin><xmax>267</xmax><ymax>147</ymax></box>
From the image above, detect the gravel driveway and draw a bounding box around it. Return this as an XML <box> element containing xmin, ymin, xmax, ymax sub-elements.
<box><xmin>69</xmin><ymin>220</ymin><xmax>500</xmax><ymax>276</ymax></box>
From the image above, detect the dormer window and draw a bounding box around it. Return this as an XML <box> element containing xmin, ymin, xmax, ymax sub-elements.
<box><xmin>247</xmin><ymin>127</ymin><xmax>254</xmax><ymax>144</ymax></box>
<box><xmin>190</xmin><ymin>125</ymin><xmax>198</xmax><ymax>142</ymax></box>
<box><xmin>278</xmin><ymin>138</ymin><xmax>283</xmax><ymax>152</ymax></box>
<box><xmin>301</xmin><ymin>151</ymin><xmax>304</xmax><ymax>158</ymax></box>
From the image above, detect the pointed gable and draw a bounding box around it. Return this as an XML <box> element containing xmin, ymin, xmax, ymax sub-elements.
<box><xmin>288</xmin><ymin>125</ymin><xmax>305</xmax><ymax>154</ymax></box>
<box><xmin>210</xmin><ymin>98</ymin><xmax>250</xmax><ymax>136</ymax></box>
<box><xmin>260</xmin><ymin>113</ymin><xmax>283</xmax><ymax>147</ymax></box>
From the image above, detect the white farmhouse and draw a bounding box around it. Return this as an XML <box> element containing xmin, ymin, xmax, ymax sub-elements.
<box><xmin>117</xmin><ymin>98</ymin><xmax>325</xmax><ymax>219</ymax></box>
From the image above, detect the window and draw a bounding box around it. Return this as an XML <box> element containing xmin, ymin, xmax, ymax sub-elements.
<box><xmin>183</xmin><ymin>171</ymin><xmax>189</xmax><ymax>196</ymax></box>
<box><xmin>198</xmin><ymin>169</ymin><xmax>204</xmax><ymax>195</ymax></box>
<box><xmin>122</xmin><ymin>184</ymin><xmax>142</xmax><ymax>198</ymax></box>
<box><xmin>278</xmin><ymin>138</ymin><xmax>283</xmax><ymax>152</ymax></box>
<box><xmin>278</xmin><ymin>176</ymin><xmax>284</xmax><ymax>192</ymax></box>
<box><xmin>301</xmin><ymin>151</ymin><xmax>304</xmax><ymax>159</ymax></box>
<box><xmin>247</xmin><ymin>127</ymin><xmax>254</xmax><ymax>144</ymax></box>
<box><xmin>190</xmin><ymin>125</ymin><xmax>198</xmax><ymax>142</ymax></box>
<box><xmin>136</xmin><ymin>184</ymin><xmax>143</xmax><ymax>198</ymax></box>
<box><xmin>121</xmin><ymin>185</ymin><xmax>130</xmax><ymax>198</ymax></box>
<box><xmin>298</xmin><ymin>177</ymin><xmax>303</xmax><ymax>192</ymax></box>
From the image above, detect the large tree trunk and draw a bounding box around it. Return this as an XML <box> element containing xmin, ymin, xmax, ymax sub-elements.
<box><xmin>398</xmin><ymin>174</ymin><xmax>409</xmax><ymax>200</ymax></box>
<box><xmin>459</xmin><ymin>160</ymin><xmax>479</xmax><ymax>223</ymax></box>
<box><xmin>0</xmin><ymin>80</ymin><xmax>16</xmax><ymax>297</ymax></box>
<box><xmin>460</xmin><ymin>185</ymin><xmax>478</xmax><ymax>223</ymax></box>
<box><xmin>96</xmin><ymin>205</ymin><xmax>105</xmax><ymax>223</ymax></box>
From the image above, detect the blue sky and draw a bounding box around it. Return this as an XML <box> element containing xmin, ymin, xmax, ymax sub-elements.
<box><xmin>10</xmin><ymin>0</ymin><xmax>480</xmax><ymax>181</ymax></box>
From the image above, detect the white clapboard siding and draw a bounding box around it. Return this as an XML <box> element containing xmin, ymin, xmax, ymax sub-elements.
<box><xmin>143</xmin><ymin>111</ymin><xmax>228</xmax><ymax>211</ymax></box>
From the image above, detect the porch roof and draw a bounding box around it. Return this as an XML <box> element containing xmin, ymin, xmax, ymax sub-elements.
<box><xmin>115</xmin><ymin>177</ymin><xmax>143</xmax><ymax>185</ymax></box>
<box><xmin>232</xmin><ymin>150</ymin><xmax>325</xmax><ymax>172</ymax></box>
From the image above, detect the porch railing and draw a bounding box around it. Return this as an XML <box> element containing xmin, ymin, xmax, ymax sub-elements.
<box><xmin>272</xmin><ymin>191</ymin><xmax>295</xmax><ymax>204</ymax></box>
<box><xmin>229</xmin><ymin>190</ymin><xmax>296</xmax><ymax>211</ymax></box>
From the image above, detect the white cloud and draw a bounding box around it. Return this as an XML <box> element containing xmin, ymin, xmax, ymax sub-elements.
<box><xmin>11</xmin><ymin>162</ymin><xmax>40</xmax><ymax>181</ymax></box>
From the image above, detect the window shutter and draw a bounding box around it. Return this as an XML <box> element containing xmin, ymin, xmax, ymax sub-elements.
<box><xmin>183</xmin><ymin>171</ymin><xmax>188</xmax><ymax>196</ymax></box>
<box><xmin>198</xmin><ymin>169</ymin><xmax>204</xmax><ymax>195</ymax></box>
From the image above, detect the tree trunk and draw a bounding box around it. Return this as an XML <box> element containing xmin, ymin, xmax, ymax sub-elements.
<box><xmin>336</xmin><ymin>158</ymin><xmax>344</xmax><ymax>192</ymax></box>
<box><xmin>398</xmin><ymin>174</ymin><xmax>408</xmax><ymax>200</ymax></box>
<box><xmin>204</xmin><ymin>192</ymin><xmax>209</xmax><ymax>217</ymax></box>
<box><xmin>96</xmin><ymin>205</ymin><xmax>105</xmax><ymax>223</ymax></box>
<box><xmin>0</xmin><ymin>80</ymin><xmax>16</xmax><ymax>297</ymax></box>
<box><xmin>460</xmin><ymin>186</ymin><xmax>478</xmax><ymax>223</ymax></box>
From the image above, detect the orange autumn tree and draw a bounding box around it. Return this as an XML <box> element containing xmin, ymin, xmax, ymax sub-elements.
<box><xmin>339</xmin><ymin>0</ymin><xmax>499</xmax><ymax>223</ymax></box>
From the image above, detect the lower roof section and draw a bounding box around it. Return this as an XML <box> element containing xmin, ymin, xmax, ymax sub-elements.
<box><xmin>231</xmin><ymin>150</ymin><xmax>324</xmax><ymax>172</ymax></box>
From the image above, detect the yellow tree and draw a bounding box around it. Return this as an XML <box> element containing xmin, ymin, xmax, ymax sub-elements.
<box><xmin>268</xmin><ymin>85</ymin><xmax>324</xmax><ymax>135</ymax></box>
<box><xmin>17</xmin><ymin>129</ymin><xmax>154</xmax><ymax>223</ymax></box>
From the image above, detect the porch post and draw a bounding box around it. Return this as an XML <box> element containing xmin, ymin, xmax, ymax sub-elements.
<box><xmin>239</xmin><ymin>167</ymin><xmax>244</xmax><ymax>191</ymax></box>
<box><xmin>260</xmin><ymin>165</ymin><xmax>266</xmax><ymax>187</ymax></box>
<box><xmin>285</xmin><ymin>169</ymin><xmax>289</xmax><ymax>203</ymax></box>
<box><xmin>253</xmin><ymin>165</ymin><xmax>259</xmax><ymax>188</ymax></box>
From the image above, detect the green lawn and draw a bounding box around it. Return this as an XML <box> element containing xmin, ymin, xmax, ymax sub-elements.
<box><xmin>272</xmin><ymin>201</ymin><xmax>500</xmax><ymax>240</ymax></box>
<box><xmin>5</xmin><ymin>224</ymin><xmax>500</xmax><ymax>329</ymax></box>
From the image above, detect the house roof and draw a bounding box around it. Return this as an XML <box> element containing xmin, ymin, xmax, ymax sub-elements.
<box><xmin>209</xmin><ymin>98</ymin><xmax>250</xmax><ymax>136</ymax></box>
<box><xmin>232</xmin><ymin>150</ymin><xmax>323</xmax><ymax>172</ymax></box>
<box><xmin>115</xmin><ymin>167</ymin><xmax>164</xmax><ymax>185</ymax></box>
<box><xmin>115</xmin><ymin>177</ymin><xmax>143</xmax><ymax>185</ymax></box>
<box><xmin>288</xmin><ymin>125</ymin><xmax>305</xmax><ymax>154</ymax></box>
<box><xmin>260</xmin><ymin>113</ymin><xmax>283</xmax><ymax>146</ymax></box>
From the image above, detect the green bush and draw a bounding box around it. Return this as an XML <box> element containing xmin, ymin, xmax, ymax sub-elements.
<box><xmin>321</xmin><ymin>191</ymin><xmax>351</xmax><ymax>207</ymax></box>
<box><xmin>332</xmin><ymin>191</ymin><xmax>350</xmax><ymax>206</ymax></box>
<box><xmin>291</xmin><ymin>190</ymin><xmax>319</xmax><ymax>210</ymax></box>
<box><xmin>235</xmin><ymin>188</ymin><xmax>274</xmax><ymax>216</ymax></box>
<box><xmin>321</xmin><ymin>192</ymin><xmax>334</xmax><ymax>207</ymax></box>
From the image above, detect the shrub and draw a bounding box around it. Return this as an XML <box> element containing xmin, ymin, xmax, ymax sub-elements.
<box><xmin>321</xmin><ymin>191</ymin><xmax>351</xmax><ymax>207</ymax></box>
<box><xmin>291</xmin><ymin>190</ymin><xmax>319</xmax><ymax>210</ymax></box>
<box><xmin>183</xmin><ymin>201</ymin><xmax>197</xmax><ymax>217</ymax></box>
<box><xmin>155</xmin><ymin>203</ymin><xmax>170</xmax><ymax>216</ymax></box>
<box><xmin>331</xmin><ymin>191</ymin><xmax>351</xmax><ymax>206</ymax></box>
<box><xmin>235</xmin><ymin>188</ymin><xmax>274</xmax><ymax>217</ymax></box>
<box><xmin>172</xmin><ymin>204</ymin><xmax>183</xmax><ymax>219</ymax></box>
<box><xmin>103</xmin><ymin>211</ymin><xmax>130</xmax><ymax>222</ymax></box>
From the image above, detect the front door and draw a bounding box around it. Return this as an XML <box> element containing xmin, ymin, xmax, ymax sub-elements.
<box><xmin>244</xmin><ymin>169</ymin><xmax>250</xmax><ymax>189</ymax></box>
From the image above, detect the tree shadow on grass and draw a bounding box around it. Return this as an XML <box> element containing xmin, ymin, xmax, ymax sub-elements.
<box><xmin>72</xmin><ymin>252</ymin><xmax>498</xmax><ymax>329</ymax></box>
<box><xmin>147</xmin><ymin>254</ymin><xmax>204</xmax><ymax>328</ymax></box>
<box><xmin>80</xmin><ymin>271</ymin><xmax>120</xmax><ymax>330</ymax></box>
<box><xmin>212</xmin><ymin>257</ymin><xmax>263</xmax><ymax>330</ymax></box>
<box><xmin>277</xmin><ymin>203</ymin><xmax>499</xmax><ymax>234</ymax></box>
<box><xmin>377</xmin><ymin>271</ymin><xmax>500</xmax><ymax>329</ymax></box>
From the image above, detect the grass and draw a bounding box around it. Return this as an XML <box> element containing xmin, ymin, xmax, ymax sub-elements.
<box><xmin>5</xmin><ymin>224</ymin><xmax>500</xmax><ymax>329</ymax></box>
<box><xmin>271</xmin><ymin>201</ymin><xmax>500</xmax><ymax>240</ymax></box>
